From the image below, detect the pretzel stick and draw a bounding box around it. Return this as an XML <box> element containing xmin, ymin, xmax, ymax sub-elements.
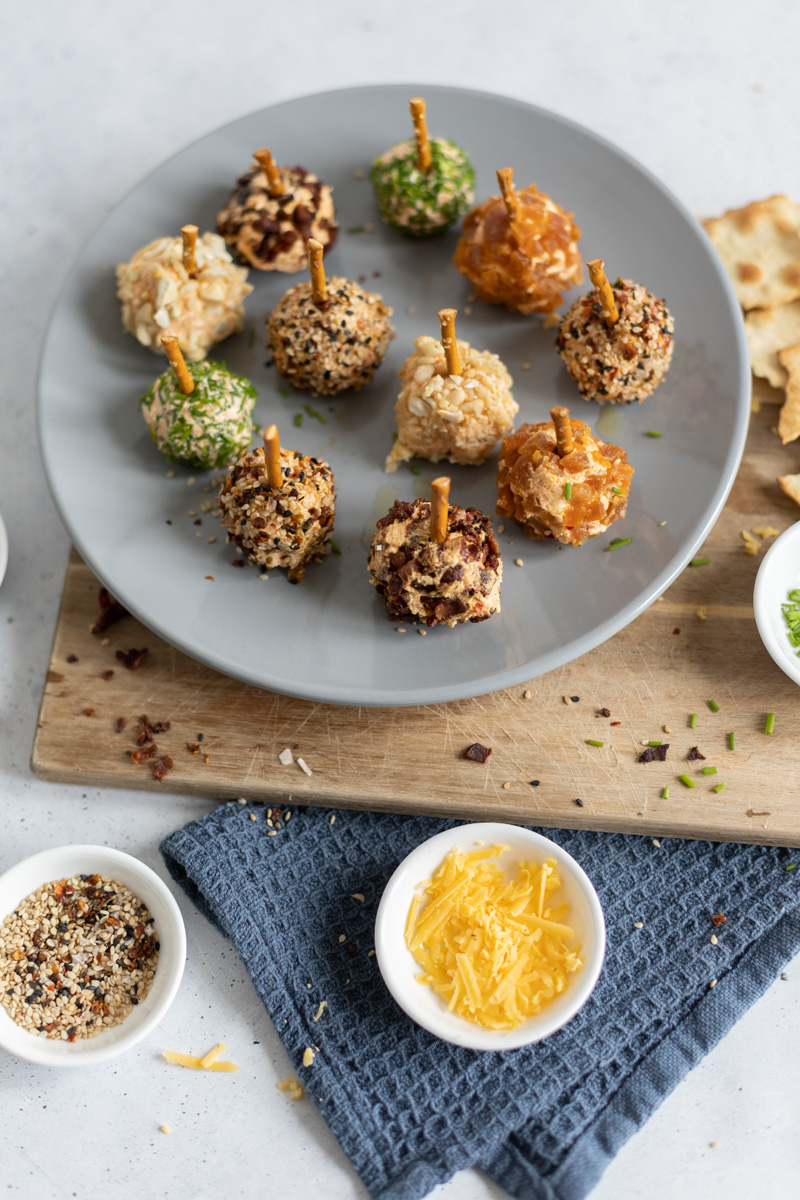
<box><xmin>430</xmin><ymin>476</ymin><xmax>451</xmax><ymax>544</ymax></box>
<box><xmin>161</xmin><ymin>336</ymin><xmax>195</xmax><ymax>396</ymax></box>
<box><xmin>263</xmin><ymin>424</ymin><xmax>283</xmax><ymax>489</ymax></box>
<box><xmin>253</xmin><ymin>149</ymin><xmax>284</xmax><ymax>198</ymax></box>
<box><xmin>438</xmin><ymin>308</ymin><xmax>461</xmax><ymax>376</ymax></box>
<box><xmin>497</xmin><ymin>168</ymin><xmax>518</xmax><ymax>222</ymax></box>
<box><xmin>550</xmin><ymin>406</ymin><xmax>574</xmax><ymax>457</ymax></box>
<box><xmin>409</xmin><ymin>98</ymin><xmax>432</xmax><ymax>173</ymax></box>
<box><xmin>181</xmin><ymin>225</ymin><xmax>198</xmax><ymax>277</ymax></box>
<box><xmin>587</xmin><ymin>259</ymin><xmax>619</xmax><ymax>327</ymax></box>
<box><xmin>308</xmin><ymin>238</ymin><xmax>327</xmax><ymax>306</ymax></box>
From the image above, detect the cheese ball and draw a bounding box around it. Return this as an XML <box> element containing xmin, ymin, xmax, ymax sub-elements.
<box><xmin>496</xmin><ymin>418</ymin><xmax>633</xmax><ymax>546</ymax></box>
<box><xmin>216</xmin><ymin>163</ymin><xmax>337</xmax><ymax>272</ymax></box>
<box><xmin>267</xmin><ymin>278</ymin><xmax>394</xmax><ymax>395</ymax></box>
<box><xmin>387</xmin><ymin>335</ymin><xmax>518</xmax><ymax>471</ymax></box>
<box><xmin>116</xmin><ymin>232</ymin><xmax>252</xmax><ymax>362</ymax></box>
<box><xmin>557</xmin><ymin>278</ymin><xmax>675</xmax><ymax>403</ymax></box>
<box><xmin>368</xmin><ymin>499</ymin><xmax>502</xmax><ymax>627</ymax></box>
<box><xmin>453</xmin><ymin>184</ymin><xmax>582</xmax><ymax>314</ymax></box>
<box><xmin>371</xmin><ymin>138</ymin><xmax>475</xmax><ymax>237</ymax></box>
<box><xmin>139</xmin><ymin>360</ymin><xmax>256</xmax><ymax>470</ymax></box>
<box><xmin>218</xmin><ymin>446</ymin><xmax>335</xmax><ymax>582</ymax></box>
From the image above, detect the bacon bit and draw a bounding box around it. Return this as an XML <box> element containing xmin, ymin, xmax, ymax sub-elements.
<box><xmin>130</xmin><ymin>744</ymin><xmax>158</xmax><ymax>763</ymax></box>
<box><xmin>464</xmin><ymin>742</ymin><xmax>492</xmax><ymax>763</ymax></box>
<box><xmin>638</xmin><ymin>744</ymin><xmax>669</xmax><ymax>763</ymax></box>
<box><xmin>82</xmin><ymin>708</ymin><xmax>95</xmax><ymax>717</ymax></box>
<box><xmin>116</xmin><ymin>647</ymin><xmax>148</xmax><ymax>670</ymax></box>
<box><xmin>347</xmin><ymin>944</ymin><xmax>357</xmax><ymax>958</ymax></box>
<box><xmin>745</xmin><ymin>809</ymin><xmax>771</xmax><ymax>817</ymax></box>
<box><xmin>711</xmin><ymin>912</ymin><xmax>726</xmax><ymax>927</ymax></box>
<box><xmin>597</xmin><ymin>707</ymin><xmax>612</xmax><ymax>718</ymax></box>
<box><xmin>186</xmin><ymin>741</ymin><xmax>201</xmax><ymax>754</ymax></box>
<box><xmin>66</xmin><ymin>654</ymin><xmax>79</xmax><ymax>663</ymax></box>
<box><xmin>673</xmin><ymin>627</ymin><xmax>681</xmax><ymax>635</ymax></box>
<box><xmin>91</xmin><ymin>587</ymin><xmax>130</xmax><ymax>635</ymax></box>
<box><xmin>137</xmin><ymin>715</ymin><xmax>171</xmax><ymax>745</ymax></box>
<box><xmin>102</xmin><ymin>670</ymin><xmax>115</xmax><ymax>681</ymax></box>
<box><xmin>205</xmin><ymin>576</ymin><xmax>215</xmax><ymax>581</ymax></box>
<box><xmin>232</xmin><ymin>559</ymin><xmax>245</xmax><ymax>568</ymax></box>
<box><xmin>115</xmin><ymin>717</ymin><xmax>128</xmax><ymax>733</ymax></box>
<box><xmin>153</xmin><ymin>755</ymin><xmax>174</xmax><ymax>782</ymax></box>
<box><xmin>610</xmin><ymin>720</ymin><xmax>621</xmax><ymax>726</ymax></box>
<box><xmin>203</xmin><ymin>754</ymin><xmax>210</xmax><ymax>764</ymax></box>
<box><xmin>687</xmin><ymin>746</ymin><xmax>706</xmax><ymax>761</ymax></box>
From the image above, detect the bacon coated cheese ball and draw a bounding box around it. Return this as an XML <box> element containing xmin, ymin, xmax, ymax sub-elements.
<box><xmin>115</xmin><ymin>232</ymin><xmax>252</xmax><ymax>362</ymax></box>
<box><xmin>218</xmin><ymin>446</ymin><xmax>335</xmax><ymax>582</ymax></box>
<box><xmin>216</xmin><ymin>163</ymin><xmax>337</xmax><ymax>273</ymax></box>
<box><xmin>453</xmin><ymin>184</ymin><xmax>582</xmax><ymax>315</ymax></box>
<box><xmin>371</xmin><ymin>138</ymin><xmax>475</xmax><ymax>237</ymax></box>
<box><xmin>557</xmin><ymin>278</ymin><xmax>674</xmax><ymax>403</ymax></box>
<box><xmin>139</xmin><ymin>359</ymin><xmax>256</xmax><ymax>470</ymax></box>
<box><xmin>267</xmin><ymin>277</ymin><xmax>394</xmax><ymax>395</ymax></box>
<box><xmin>496</xmin><ymin>418</ymin><xmax>633</xmax><ymax>546</ymax></box>
<box><xmin>387</xmin><ymin>335</ymin><xmax>517</xmax><ymax>471</ymax></box>
<box><xmin>368</xmin><ymin>499</ymin><xmax>502</xmax><ymax>627</ymax></box>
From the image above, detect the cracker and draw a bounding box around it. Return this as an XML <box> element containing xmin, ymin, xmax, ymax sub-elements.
<box><xmin>777</xmin><ymin>471</ymin><xmax>800</xmax><ymax>507</ymax></box>
<box><xmin>704</xmin><ymin>195</ymin><xmax>800</xmax><ymax>310</ymax></box>
<box><xmin>777</xmin><ymin>343</ymin><xmax>800</xmax><ymax>443</ymax></box>
<box><xmin>745</xmin><ymin>300</ymin><xmax>800</xmax><ymax>387</ymax></box>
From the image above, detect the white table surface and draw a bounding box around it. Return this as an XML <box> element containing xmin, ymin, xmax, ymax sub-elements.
<box><xmin>2</xmin><ymin>2</ymin><xmax>800</xmax><ymax>1196</ymax></box>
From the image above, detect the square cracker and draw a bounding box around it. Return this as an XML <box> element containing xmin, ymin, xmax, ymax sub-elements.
<box><xmin>778</xmin><ymin>344</ymin><xmax>800</xmax><ymax>443</ymax></box>
<box><xmin>746</xmin><ymin>300</ymin><xmax>800</xmax><ymax>388</ymax></box>
<box><xmin>704</xmin><ymin>195</ymin><xmax>800</xmax><ymax>310</ymax></box>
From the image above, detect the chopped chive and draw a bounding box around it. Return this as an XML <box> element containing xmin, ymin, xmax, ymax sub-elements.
<box><xmin>678</xmin><ymin>774</ymin><xmax>695</xmax><ymax>789</ymax></box>
<box><xmin>728</xmin><ymin>731</ymin><xmax>735</xmax><ymax>750</ymax></box>
<box><xmin>328</xmin><ymin>539</ymin><xmax>342</xmax><ymax>556</ymax></box>
<box><xmin>304</xmin><ymin>405</ymin><xmax>327</xmax><ymax>423</ymax></box>
<box><xmin>662</xmin><ymin>787</ymin><xmax>670</xmax><ymax>799</ymax></box>
<box><xmin>346</xmin><ymin>224</ymin><xmax>366</xmax><ymax>234</ymax></box>
<box><xmin>713</xmin><ymin>784</ymin><xmax>726</xmax><ymax>794</ymax></box>
<box><xmin>648</xmin><ymin>741</ymin><xmax>662</xmax><ymax>747</ymax></box>
<box><xmin>586</xmin><ymin>739</ymin><xmax>604</xmax><ymax>748</ymax></box>
<box><xmin>611</xmin><ymin>486</ymin><xmax>623</xmax><ymax>495</ymax></box>
<box><xmin>689</xmin><ymin>713</ymin><xmax>698</xmax><ymax>728</ymax></box>
<box><xmin>247</xmin><ymin>327</ymin><xmax>255</xmax><ymax>349</ymax></box>
<box><xmin>409</xmin><ymin>465</ymin><xmax>421</xmax><ymax>475</ymax></box>
<box><xmin>765</xmin><ymin>712</ymin><xmax>776</xmax><ymax>735</ymax></box>
<box><xmin>607</xmin><ymin>537</ymin><xmax>632</xmax><ymax>551</ymax></box>
<box><xmin>701</xmin><ymin>766</ymin><xmax>717</xmax><ymax>775</ymax></box>
<box><xmin>293</xmin><ymin>413</ymin><xmax>303</xmax><ymax>428</ymax></box>
<box><xmin>786</xmin><ymin>864</ymin><xmax>796</xmax><ymax>870</ymax></box>
<box><xmin>564</xmin><ymin>482</ymin><xmax>573</xmax><ymax>500</ymax></box>
<box><xmin>708</xmin><ymin>699</ymin><xmax>720</xmax><ymax>712</ymax></box>
<box><xmin>279</xmin><ymin>388</ymin><xmax>290</xmax><ymax>399</ymax></box>
<box><xmin>690</xmin><ymin>557</ymin><xmax>710</xmax><ymax>567</ymax></box>
<box><xmin>392</xmin><ymin>431</ymin><xmax>398</xmax><ymax>443</ymax></box>
<box><xmin>646</xmin><ymin>430</ymin><xmax>662</xmax><ymax>438</ymax></box>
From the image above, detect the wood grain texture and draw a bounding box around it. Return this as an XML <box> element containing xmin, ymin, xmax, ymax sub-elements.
<box><xmin>31</xmin><ymin>385</ymin><xmax>800</xmax><ymax>845</ymax></box>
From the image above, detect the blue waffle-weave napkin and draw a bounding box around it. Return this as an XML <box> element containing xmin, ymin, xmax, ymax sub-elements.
<box><xmin>161</xmin><ymin>803</ymin><xmax>800</xmax><ymax>1199</ymax></box>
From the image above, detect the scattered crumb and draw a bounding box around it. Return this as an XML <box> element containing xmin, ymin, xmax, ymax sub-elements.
<box><xmin>663</xmin><ymin>725</ymin><xmax>672</xmax><ymax>733</ymax></box>
<box><xmin>187</xmin><ymin>476</ymin><xmax>195</xmax><ymax>486</ymax></box>
<box><xmin>338</xmin><ymin>934</ymin><xmax>346</xmax><ymax>943</ymax></box>
<box><xmin>278</xmin><ymin>748</ymin><xmax>293</xmax><ymax>766</ymax></box>
<box><xmin>633</xmin><ymin>921</ymin><xmax>644</xmax><ymax>929</ymax></box>
<box><xmin>101</xmin><ymin>637</ymin><xmax>110</xmax><ymax>646</ymax></box>
<box><xmin>659</xmin><ymin>521</ymin><xmax>667</xmax><ymax>527</ymax></box>
<box><xmin>710</xmin><ymin>1140</ymin><xmax>719</xmax><ymax>1148</ymax></box>
<box><xmin>752</xmin><ymin>526</ymin><xmax>779</xmax><ymax>537</ymax></box>
<box><xmin>160</xmin><ymin>1125</ymin><xmax>170</xmax><ymax>1135</ymax></box>
<box><xmin>696</xmin><ymin>607</ymin><xmax>708</xmax><ymax>620</ymax></box>
<box><xmin>502</xmin><ymin>781</ymin><xmax>511</xmax><ymax>790</ymax></box>
<box><xmin>520</xmin><ymin>362</ymin><xmax>531</xmax><ymax>371</ymax></box>
<box><xmin>514</xmin><ymin>558</ymin><xmax>524</xmax><ymax>567</ymax></box>
<box><xmin>278</xmin><ymin>1077</ymin><xmax>305</xmax><ymax>1101</ymax></box>
<box><xmin>297</xmin><ymin>757</ymin><xmax>312</xmax><ymax>777</ymax></box>
<box><xmin>523</xmin><ymin>689</ymin><xmax>531</xmax><ymax>699</ymax></box>
<box><xmin>313</xmin><ymin>1001</ymin><xmax>328</xmax><ymax>1022</ymax></box>
<box><xmin>165</xmin><ymin>470</ymin><xmax>175</xmax><ymax>479</ymax></box>
<box><xmin>563</xmin><ymin>695</ymin><xmax>574</xmax><ymax>705</ymax></box>
<box><xmin>351</xmin><ymin>893</ymin><xmax>365</xmax><ymax>903</ymax></box>
<box><xmin>302</xmin><ymin>1047</ymin><xmax>315</xmax><ymax>1068</ymax></box>
<box><xmin>497</xmin><ymin>523</ymin><xmax>505</xmax><ymax>533</ymax></box>
<box><xmin>396</xmin><ymin>627</ymin><xmax>407</xmax><ymax>634</ymax></box>
<box><xmin>207</xmin><ymin>536</ymin><xmax>217</xmax><ymax>544</ymax></box>
<box><xmin>418</xmin><ymin>628</ymin><xmax>427</xmax><ymax>636</ymax></box>
<box><xmin>464</xmin><ymin>306</ymin><xmax>473</xmax><ymax>316</ymax></box>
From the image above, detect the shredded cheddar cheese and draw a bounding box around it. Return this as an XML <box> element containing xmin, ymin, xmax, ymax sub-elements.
<box><xmin>162</xmin><ymin>1049</ymin><xmax>239</xmax><ymax>1072</ymax></box>
<box><xmin>278</xmin><ymin>1076</ymin><xmax>306</xmax><ymax>1100</ymax></box>
<box><xmin>405</xmin><ymin>844</ymin><xmax>583</xmax><ymax>1030</ymax></box>
<box><xmin>199</xmin><ymin>1042</ymin><xmax>225</xmax><ymax>1069</ymax></box>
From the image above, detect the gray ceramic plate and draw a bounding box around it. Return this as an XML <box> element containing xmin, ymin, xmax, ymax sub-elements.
<box><xmin>38</xmin><ymin>84</ymin><xmax>749</xmax><ymax>707</ymax></box>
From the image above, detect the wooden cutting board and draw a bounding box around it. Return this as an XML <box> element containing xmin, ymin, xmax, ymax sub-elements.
<box><xmin>31</xmin><ymin>382</ymin><xmax>800</xmax><ymax>846</ymax></box>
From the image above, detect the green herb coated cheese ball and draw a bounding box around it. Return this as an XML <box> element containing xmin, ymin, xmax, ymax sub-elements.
<box><xmin>370</xmin><ymin>138</ymin><xmax>475</xmax><ymax>237</ymax></box>
<box><xmin>139</xmin><ymin>360</ymin><xmax>256</xmax><ymax>470</ymax></box>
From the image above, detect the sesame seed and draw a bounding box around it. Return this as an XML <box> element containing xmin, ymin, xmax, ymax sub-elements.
<box><xmin>514</xmin><ymin>558</ymin><xmax>524</xmax><ymax>567</ymax></box>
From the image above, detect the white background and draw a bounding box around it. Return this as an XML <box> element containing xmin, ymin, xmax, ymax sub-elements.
<box><xmin>2</xmin><ymin>2</ymin><xmax>800</xmax><ymax>1197</ymax></box>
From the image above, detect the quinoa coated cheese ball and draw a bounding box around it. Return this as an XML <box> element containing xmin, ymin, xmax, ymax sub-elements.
<box><xmin>387</xmin><ymin>335</ymin><xmax>518</xmax><ymax>471</ymax></box>
<box><xmin>557</xmin><ymin>278</ymin><xmax>675</xmax><ymax>403</ymax></box>
<box><xmin>454</xmin><ymin>183</ymin><xmax>582</xmax><ymax>315</ymax></box>
<box><xmin>496</xmin><ymin>417</ymin><xmax>633</xmax><ymax>546</ymax></box>
<box><xmin>267</xmin><ymin>277</ymin><xmax>394</xmax><ymax>395</ymax></box>
<box><xmin>371</xmin><ymin>137</ymin><xmax>475</xmax><ymax>237</ymax></box>
<box><xmin>216</xmin><ymin>162</ymin><xmax>337</xmax><ymax>272</ymax></box>
<box><xmin>139</xmin><ymin>359</ymin><xmax>256</xmax><ymax>470</ymax></box>
<box><xmin>218</xmin><ymin>446</ymin><xmax>335</xmax><ymax>582</ymax></box>
<box><xmin>115</xmin><ymin>232</ymin><xmax>252</xmax><ymax>362</ymax></box>
<box><xmin>368</xmin><ymin>499</ymin><xmax>502</xmax><ymax>627</ymax></box>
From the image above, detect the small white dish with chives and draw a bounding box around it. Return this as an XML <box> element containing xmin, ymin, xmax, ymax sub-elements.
<box><xmin>753</xmin><ymin>521</ymin><xmax>800</xmax><ymax>689</ymax></box>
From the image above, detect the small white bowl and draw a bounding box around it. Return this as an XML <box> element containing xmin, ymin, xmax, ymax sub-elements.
<box><xmin>375</xmin><ymin>823</ymin><xmax>605</xmax><ymax>1051</ymax></box>
<box><xmin>0</xmin><ymin>845</ymin><xmax>186</xmax><ymax>1067</ymax></box>
<box><xmin>754</xmin><ymin>521</ymin><xmax>800</xmax><ymax>687</ymax></box>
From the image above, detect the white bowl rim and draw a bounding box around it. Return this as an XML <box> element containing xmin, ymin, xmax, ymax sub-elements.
<box><xmin>374</xmin><ymin>822</ymin><xmax>606</xmax><ymax>1051</ymax></box>
<box><xmin>754</xmin><ymin>520</ymin><xmax>800</xmax><ymax>687</ymax></box>
<box><xmin>0</xmin><ymin>508</ymin><xmax>8</xmax><ymax>589</ymax></box>
<box><xmin>0</xmin><ymin>844</ymin><xmax>186</xmax><ymax>1067</ymax></box>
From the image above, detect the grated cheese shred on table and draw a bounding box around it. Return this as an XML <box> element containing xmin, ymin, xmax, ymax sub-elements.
<box><xmin>405</xmin><ymin>844</ymin><xmax>583</xmax><ymax>1030</ymax></box>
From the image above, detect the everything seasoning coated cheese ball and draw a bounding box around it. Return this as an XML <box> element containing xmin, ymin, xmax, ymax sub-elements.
<box><xmin>216</xmin><ymin>149</ymin><xmax>338</xmax><ymax>272</ymax></box>
<box><xmin>116</xmin><ymin>225</ymin><xmax>252</xmax><ymax>361</ymax></box>
<box><xmin>496</xmin><ymin>406</ymin><xmax>634</xmax><ymax>546</ymax></box>
<box><xmin>267</xmin><ymin>239</ymin><xmax>394</xmax><ymax>395</ymax></box>
<box><xmin>368</xmin><ymin>477</ymin><xmax>502</xmax><ymax>627</ymax></box>
<box><xmin>371</xmin><ymin>97</ymin><xmax>475</xmax><ymax>237</ymax></box>
<box><xmin>557</xmin><ymin>259</ymin><xmax>675</xmax><ymax>403</ymax></box>
<box><xmin>218</xmin><ymin>424</ymin><xmax>335</xmax><ymax>582</ymax></box>
<box><xmin>453</xmin><ymin>168</ymin><xmax>582</xmax><ymax>315</ymax></box>
<box><xmin>140</xmin><ymin>336</ymin><xmax>256</xmax><ymax>469</ymax></box>
<box><xmin>387</xmin><ymin>308</ymin><xmax>518</xmax><ymax>472</ymax></box>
